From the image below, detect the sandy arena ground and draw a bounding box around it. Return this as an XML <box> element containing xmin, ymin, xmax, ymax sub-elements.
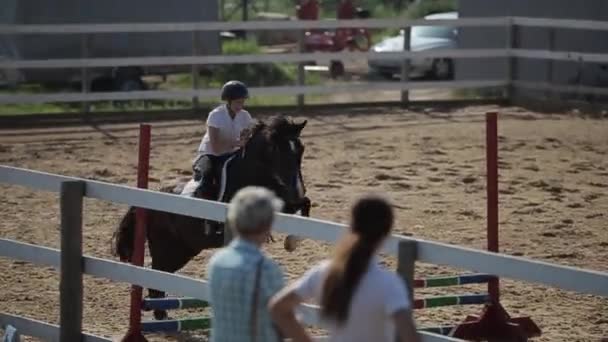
<box><xmin>1</xmin><ymin>104</ymin><xmax>607</xmax><ymax>341</ymax></box>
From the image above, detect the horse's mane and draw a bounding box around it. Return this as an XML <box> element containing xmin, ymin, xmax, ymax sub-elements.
<box><xmin>250</xmin><ymin>115</ymin><xmax>299</xmax><ymax>142</ymax></box>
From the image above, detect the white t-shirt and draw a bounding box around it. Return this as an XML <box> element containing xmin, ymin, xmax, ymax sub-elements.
<box><xmin>197</xmin><ymin>105</ymin><xmax>253</xmax><ymax>156</ymax></box>
<box><xmin>293</xmin><ymin>259</ymin><xmax>411</xmax><ymax>342</ymax></box>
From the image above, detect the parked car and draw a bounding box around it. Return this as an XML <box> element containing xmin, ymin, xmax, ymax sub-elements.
<box><xmin>368</xmin><ymin>11</ymin><xmax>458</xmax><ymax>80</ymax></box>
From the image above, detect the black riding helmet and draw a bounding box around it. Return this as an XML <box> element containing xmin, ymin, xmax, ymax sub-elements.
<box><xmin>221</xmin><ymin>80</ymin><xmax>249</xmax><ymax>101</ymax></box>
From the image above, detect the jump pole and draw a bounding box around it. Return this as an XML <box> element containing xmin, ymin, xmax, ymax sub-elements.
<box><xmin>486</xmin><ymin>112</ymin><xmax>499</xmax><ymax>303</ymax></box>
<box><xmin>450</xmin><ymin>112</ymin><xmax>540</xmax><ymax>339</ymax></box>
<box><xmin>122</xmin><ymin>124</ymin><xmax>151</xmax><ymax>342</ymax></box>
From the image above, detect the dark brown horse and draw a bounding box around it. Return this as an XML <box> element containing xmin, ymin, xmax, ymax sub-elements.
<box><xmin>112</xmin><ymin>115</ymin><xmax>310</xmax><ymax>320</ymax></box>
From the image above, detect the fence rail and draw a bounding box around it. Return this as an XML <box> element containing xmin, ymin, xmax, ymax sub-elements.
<box><xmin>0</xmin><ymin>80</ymin><xmax>508</xmax><ymax>105</ymax></box>
<box><xmin>0</xmin><ymin>238</ymin><xmax>458</xmax><ymax>342</ymax></box>
<box><xmin>0</xmin><ymin>17</ymin><xmax>508</xmax><ymax>34</ymax></box>
<box><xmin>1</xmin><ymin>16</ymin><xmax>607</xmax><ymax>34</ymax></box>
<box><xmin>0</xmin><ymin>49</ymin><xmax>511</xmax><ymax>69</ymax></box>
<box><xmin>511</xmin><ymin>17</ymin><xmax>608</xmax><ymax>30</ymax></box>
<box><xmin>0</xmin><ymin>313</ymin><xmax>111</xmax><ymax>342</ymax></box>
<box><xmin>2</xmin><ymin>16</ymin><xmax>608</xmax><ymax>109</ymax></box>
<box><xmin>1</xmin><ymin>165</ymin><xmax>607</xmax><ymax>298</ymax></box>
<box><xmin>3</xmin><ymin>48</ymin><xmax>608</xmax><ymax>71</ymax></box>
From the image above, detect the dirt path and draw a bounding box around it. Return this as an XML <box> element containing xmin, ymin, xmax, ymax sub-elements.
<box><xmin>1</xmin><ymin>105</ymin><xmax>607</xmax><ymax>341</ymax></box>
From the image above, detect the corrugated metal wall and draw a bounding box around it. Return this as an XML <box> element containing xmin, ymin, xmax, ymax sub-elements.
<box><xmin>456</xmin><ymin>0</ymin><xmax>608</xmax><ymax>100</ymax></box>
<box><xmin>10</xmin><ymin>0</ymin><xmax>220</xmax><ymax>82</ymax></box>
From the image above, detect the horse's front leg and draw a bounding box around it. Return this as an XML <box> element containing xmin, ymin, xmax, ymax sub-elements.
<box><xmin>282</xmin><ymin>197</ymin><xmax>311</xmax><ymax>251</ymax></box>
<box><xmin>147</xmin><ymin>288</ymin><xmax>168</xmax><ymax>320</ymax></box>
<box><xmin>300</xmin><ymin>196</ymin><xmax>312</xmax><ymax>217</ymax></box>
<box><xmin>266</xmin><ymin>233</ymin><xmax>276</xmax><ymax>243</ymax></box>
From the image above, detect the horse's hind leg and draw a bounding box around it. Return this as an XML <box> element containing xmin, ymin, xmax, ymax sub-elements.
<box><xmin>147</xmin><ymin>213</ymin><xmax>200</xmax><ymax>320</ymax></box>
<box><xmin>146</xmin><ymin>288</ymin><xmax>167</xmax><ymax>320</ymax></box>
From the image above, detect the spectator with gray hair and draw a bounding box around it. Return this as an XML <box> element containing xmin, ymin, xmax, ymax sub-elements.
<box><xmin>207</xmin><ymin>186</ymin><xmax>286</xmax><ymax>342</ymax></box>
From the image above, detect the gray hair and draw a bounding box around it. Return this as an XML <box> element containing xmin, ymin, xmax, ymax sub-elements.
<box><xmin>227</xmin><ymin>186</ymin><xmax>284</xmax><ymax>235</ymax></box>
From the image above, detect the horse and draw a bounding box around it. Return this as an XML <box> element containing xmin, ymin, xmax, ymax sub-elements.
<box><xmin>111</xmin><ymin>115</ymin><xmax>311</xmax><ymax>320</ymax></box>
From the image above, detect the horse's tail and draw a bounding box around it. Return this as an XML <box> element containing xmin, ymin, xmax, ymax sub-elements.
<box><xmin>111</xmin><ymin>206</ymin><xmax>137</xmax><ymax>262</ymax></box>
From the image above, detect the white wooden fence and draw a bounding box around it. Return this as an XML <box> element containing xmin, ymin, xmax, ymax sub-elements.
<box><xmin>1</xmin><ymin>16</ymin><xmax>608</xmax><ymax>107</ymax></box>
<box><xmin>0</xmin><ymin>313</ymin><xmax>110</xmax><ymax>342</ymax></box>
<box><xmin>1</xmin><ymin>165</ymin><xmax>607</xmax><ymax>296</ymax></box>
<box><xmin>1</xmin><ymin>164</ymin><xmax>607</xmax><ymax>341</ymax></box>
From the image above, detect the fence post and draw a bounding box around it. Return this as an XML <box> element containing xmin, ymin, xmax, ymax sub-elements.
<box><xmin>486</xmin><ymin>112</ymin><xmax>500</xmax><ymax>303</ymax></box>
<box><xmin>223</xmin><ymin>223</ymin><xmax>233</xmax><ymax>246</ymax></box>
<box><xmin>297</xmin><ymin>30</ymin><xmax>306</xmax><ymax>109</ymax></box>
<box><xmin>122</xmin><ymin>124</ymin><xmax>151</xmax><ymax>342</ymax></box>
<box><xmin>80</xmin><ymin>34</ymin><xmax>91</xmax><ymax>114</ymax></box>
<box><xmin>545</xmin><ymin>28</ymin><xmax>555</xmax><ymax>100</ymax></box>
<box><xmin>242</xmin><ymin>0</ymin><xmax>249</xmax><ymax>22</ymax></box>
<box><xmin>505</xmin><ymin>18</ymin><xmax>517</xmax><ymax>104</ymax></box>
<box><xmin>192</xmin><ymin>30</ymin><xmax>201</xmax><ymax>111</ymax></box>
<box><xmin>400</xmin><ymin>27</ymin><xmax>411</xmax><ymax>106</ymax></box>
<box><xmin>396</xmin><ymin>240</ymin><xmax>417</xmax><ymax>302</ymax></box>
<box><xmin>59</xmin><ymin>181</ymin><xmax>85</xmax><ymax>342</ymax></box>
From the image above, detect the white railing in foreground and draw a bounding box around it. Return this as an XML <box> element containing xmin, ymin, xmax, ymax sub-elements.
<box><xmin>1</xmin><ymin>165</ymin><xmax>607</xmax><ymax>298</ymax></box>
<box><xmin>0</xmin><ymin>313</ymin><xmax>111</xmax><ymax>342</ymax></box>
<box><xmin>0</xmin><ymin>238</ymin><xmax>459</xmax><ymax>342</ymax></box>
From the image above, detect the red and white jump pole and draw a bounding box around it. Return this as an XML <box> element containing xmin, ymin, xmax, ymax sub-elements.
<box><xmin>486</xmin><ymin>112</ymin><xmax>500</xmax><ymax>303</ymax></box>
<box><xmin>451</xmin><ymin>112</ymin><xmax>540</xmax><ymax>339</ymax></box>
<box><xmin>119</xmin><ymin>114</ymin><xmax>534</xmax><ymax>340</ymax></box>
<box><xmin>122</xmin><ymin>124</ymin><xmax>151</xmax><ymax>342</ymax></box>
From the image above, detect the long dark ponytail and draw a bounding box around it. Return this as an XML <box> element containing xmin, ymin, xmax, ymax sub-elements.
<box><xmin>320</xmin><ymin>194</ymin><xmax>394</xmax><ymax>325</ymax></box>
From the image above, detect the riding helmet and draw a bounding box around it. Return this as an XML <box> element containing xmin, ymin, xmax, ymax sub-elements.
<box><xmin>221</xmin><ymin>80</ymin><xmax>249</xmax><ymax>101</ymax></box>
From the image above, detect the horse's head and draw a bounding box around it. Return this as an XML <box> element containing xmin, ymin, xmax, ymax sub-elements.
<box><xmin>244</xmin><ymin>115</ymin><xmax>309</xmax><ymax>214</ymax></box>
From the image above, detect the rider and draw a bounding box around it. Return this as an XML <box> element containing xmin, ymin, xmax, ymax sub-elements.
<box><xmin>193</xmin><ymin>80</ymin><xmax>254</xmax><ymax>200</ymax></box>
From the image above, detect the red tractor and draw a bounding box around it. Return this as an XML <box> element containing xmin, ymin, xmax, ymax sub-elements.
<box><xmin>297</xmin><ymin>0</ymin><xmax>371</xmax><ymax>78</ymax></box>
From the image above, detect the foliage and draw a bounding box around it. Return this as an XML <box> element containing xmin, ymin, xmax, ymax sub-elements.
<box><xmin>405</xmin><ymin>0</ymin><xmax>457</xmax><ymax>19</ymax></box>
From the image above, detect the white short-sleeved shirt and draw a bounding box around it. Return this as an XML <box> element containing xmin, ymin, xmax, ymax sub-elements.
<box><xmin>293</xmin><ymin>259</ymin><xmax>411</xmax><ymax>342</ymax></box>
<box><xmin>198</xmin><ymin>105</ymin><xmax>253</xmax><ymax>156</ymax></box>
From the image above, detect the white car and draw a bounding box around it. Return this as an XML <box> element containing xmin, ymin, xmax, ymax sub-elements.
<box><xmin>368</xmin><ymin>11</ymin><xmax>458</xmax><ymax>80</ymax></box>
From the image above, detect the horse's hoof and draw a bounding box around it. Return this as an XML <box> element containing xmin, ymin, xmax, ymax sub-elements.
<box><xmin>154</xmin><ymin>310</ymin><xmax>168</xmax><ymax>320</ymax></box>
<box><xmin>266</xmin><ymin>234</ymin><xmax>276</xmax><ymax>243</ymax></box>
<box><xmin>284</xmin><ymin>235</ymin><xmax>299</xmax><ymax>252</ymax></box>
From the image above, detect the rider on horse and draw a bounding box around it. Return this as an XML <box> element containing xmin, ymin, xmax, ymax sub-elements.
<box><xmin>193</xmin><ymin>80</ymin><xmax>254</xmax><ymax>200</ymax></box>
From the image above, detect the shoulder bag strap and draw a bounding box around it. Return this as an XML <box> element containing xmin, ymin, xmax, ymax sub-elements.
<box><xmin>250</xmin><ymin>257</ymin><xmax>264</xmax><ymax>342</ymax></box>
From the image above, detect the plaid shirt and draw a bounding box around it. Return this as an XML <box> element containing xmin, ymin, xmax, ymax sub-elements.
<box><xmin>207</xmin><ymin>238</ymin><xmax>285</xmax><ymax>342</ymax></box>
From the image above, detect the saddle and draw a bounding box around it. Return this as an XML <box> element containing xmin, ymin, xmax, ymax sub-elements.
<box><xmin>190</xmin><ymin>152</ymin><xmax>239</xmax><ymax>201</ymax></box>
<box><xmin>181</xmin><ymin>152</ymin><xmax>239</xmax><ymax>241</ymax></box>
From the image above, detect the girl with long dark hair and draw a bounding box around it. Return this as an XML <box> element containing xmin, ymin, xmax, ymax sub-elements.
<box><xmin>269</xmin><ymin>194</ymin><xmax>419</xmax><ymax>342</ymax></box>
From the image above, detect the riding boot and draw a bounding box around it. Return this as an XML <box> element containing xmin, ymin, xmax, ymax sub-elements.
<box><xmin>199</xmin><ymin>168</ymin><xmax>217</xmax><ymax>200</ymax></box>
<box><xmin>193</xmin><ymin>154</ymin><xmax>217</xmax><ymax>200</ymax></box>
